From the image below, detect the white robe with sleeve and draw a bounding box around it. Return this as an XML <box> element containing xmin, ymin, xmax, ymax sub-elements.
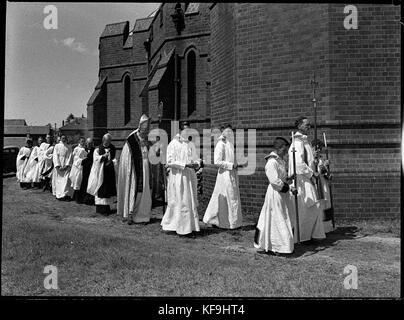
<box><xmin>37</xmin><ymin>142</ymin><xmax>50</xmax><ymax>179</ymax></box>
<box><xmin>203</xmin><ymin>136</ymin><xmax>243</xmax><ymax>229</ymax></box>
<box><xmin>87</xmin><ymin>147</ymin><xmax>118</xmax><ymax>205</ymax></box>
<box><xmin>69</xmin><ymin>145</ymin><xmax>88</xmax><ymax>190</ymax></box>
<box><xmin>40</xmin><ymin>143</ymin><xmax>54</xmax><ymax>179</ymax></box>
<box><xmin>52</xmin><ymin>142</ymin><xmax>73</xmax><ymax>199</ymax></box>
<box><xmin>254</xmin><ymin>152</ymin><xmax>295</xmax><ymax>253</ymax></box>
<box><xmin>16</xmin><ymin>146</ymin><xmax>32</xmax><ymax>183</ymax></box>
<box><xmin>24</xmin><ymin>146</ymin><xmax>41</xmax><ymax>183</ymax></box>
<box><xmin>288</xmin><ymin>132</ymin><xmax>325</xmax><ymax>242</ymax></box>
<box><xmin>161</xmin><ymin>135</ymin><xmax>200</xmax><ymax>235</ymax></box>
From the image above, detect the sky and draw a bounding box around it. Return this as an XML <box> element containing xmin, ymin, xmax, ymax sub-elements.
<box><xmin>5</xmin><ymin>2</ymin><xmax>160</xmax><ymax>126</ymax></box>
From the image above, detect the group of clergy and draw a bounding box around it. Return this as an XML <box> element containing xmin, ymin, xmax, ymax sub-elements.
<box><xmin>16</xmin><ymin>134</ymin><xmax>98</xmax><ymax>206</ymax></box>
<box><xmin>16</xmin><ymin>113</ymin><xmax>334</xmax><ymax>255</ymax></box>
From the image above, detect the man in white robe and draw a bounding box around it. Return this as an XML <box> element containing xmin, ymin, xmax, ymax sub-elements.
<box><xmin>117</xmin><ymin>114</ymin><xmax>152</xmax><ymax>224</ymax></box>
<box><xmin>87</xmin><ymin>133</ymin><xmax>117</xmax><ymax>215</ymax></box>
<box><xmin>69</xmin><ymin>137</ymin><xmax>88</xmax><ymax>202</ymax></box>
<box><xmin>24</xmin><ymin>137</ymin><xmax>44</xmax><ymax>188</ymax></box>
<box><xmin>52</xmin><ymin>134</ymin><xmax>73</xmax><ymax>201</ymax></box>
<box><xmin>288</xmin><ymin>116</ymin><xmax>325</xmax><ymax>243</ymax></box>
<box><xmin>254</xmin><ymin>137</ymin><xmax>295</xmax><ymax>255</ymax></box>
<box><xmin>40</xmin><ymin>134</ymin><xmax>54</xmax><ymax>192</ymax></box>
<box><xmin>16</xmin><ymin>139</ymin><xmax>33</xmax><ymax>189</ymax></box>
<box><xmin>161</xmin><ymin>130</ymin><xmax>201</xmax><ymax>236</ymax></box>
<box><xmin>203</xmin><ymin>124</ymin><xmax>244</xmax><ymax>229</ymax></box>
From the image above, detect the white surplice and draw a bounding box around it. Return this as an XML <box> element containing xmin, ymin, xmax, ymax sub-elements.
<box><xmin>52</xmin><ymin>142</ymin><xmax>73</xmax><ymax>199</ymax></box>
<box><xmin>117</xmin><ymin>130</ymin><xmax>152</xmax><ymax>222</ymax></box>
<box><xmin>87</xmin><ymin>147</ymin><xmax>117</xmax><ymax>205</ymax></box>
<box><xmin>41</xmin><ymin>144</ymin><xmax>54</xmax><ymax>178</ymax></box>
<box><xmin>69</xmin><ymin>145</ymin><xmax>88</xmax><ymax>190</ymax></box>
<box><xmin>203</xmin><ymin>136</ymin><xmax>243</xmax><ymax>229</ymax></box>
<box><xmin>288</xmin><ymin>132</ymin><xmax>325</xmax><ymax>242</ymax></box>
<box><xmin>255</xmin><ymin>152</ymin><xmax>295</xmax><ymax>253</ymax></box>
<box><xmin>161</xmin><ymin>134</ymin><xmax>200</xmax><ymax>235</ymax></box>
<box><xmin>16</xmin><ymin>146</ymin><xmax>32</xmax><ymax>182</ymax></box>
<box><xmin>37</xmin><ymin>142</ymin><xmax>51</xmax><ymax>179</ymax></box>
<box><xmin>24</xmin><ymin>145</ymin><xmax>41</xmax><ymax>183</ymax></box>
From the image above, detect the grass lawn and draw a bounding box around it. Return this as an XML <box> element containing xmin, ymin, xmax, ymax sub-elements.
<box><xmin>1</xmin><ymin>176</ymin><xmax>400</xmax><ymax>297</ymax></box>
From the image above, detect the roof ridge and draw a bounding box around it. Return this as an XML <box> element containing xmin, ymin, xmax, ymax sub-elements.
<box><xmin>105</xmin><ymin>21</ymin><xmax>128</xmax><ymax>26</ymax></box>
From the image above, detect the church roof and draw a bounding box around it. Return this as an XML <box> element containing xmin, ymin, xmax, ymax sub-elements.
<box><xmin>133</xmin><ymin>17</ymin><xmax>153</xmax><ymax>33</ymax></box>
<box><xmin>100</xmin><ymin>21</ymin><xmax>128</xmax><ymax>38</ymax></box>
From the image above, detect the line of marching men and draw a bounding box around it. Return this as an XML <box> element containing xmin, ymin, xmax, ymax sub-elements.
<box><xmin>16</xmin><ymin>114</ymin><xmax>334</xmax><ymax>256</ymax></box>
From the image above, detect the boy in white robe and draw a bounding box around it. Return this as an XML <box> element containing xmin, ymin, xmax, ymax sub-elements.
<box><xmin>161</xmin><ymin>130</ymin><xmax>201</xmax><ymax>236</ymax></box>
<box><xmin>69</xmin><ymin>137</ymin><xmax>88</xmax><ymax>202</ymax></box>
<box><xmin>52</xmin><ymin>134</ymin><xmax>73</xmax><ymax>201</ymax></box>
<box><xmin>254</xmin><ymin>137</ymin><xmax>295</xmax><ymax>255</ymax></box>
<box><xmin>203</xmin><ymin>124</ymin><xmax>244</xmax><ymax>229</ymax></box>
<box><xmin>288</xmin><ymin>116</ymin><xmax>325</xmax><ymax>243</ymax></box>
<box><xmin>24</xmin><ymin>137</ymin><xmax>43</xmax><ymax>188</ymax></box>
<box><xmin>117</xmin><ymin>114</ymin><xmax>152</xmax><ymax>224</ymax></box>
<box><xmin>16</xmin><ymin>139</ymin><xmax>33</xmax><ymax>189</ymax></box>
<box><xmin>87</xmin><ymin>133</ymin><xmax>117</xmax><ymax>215</ymax></box>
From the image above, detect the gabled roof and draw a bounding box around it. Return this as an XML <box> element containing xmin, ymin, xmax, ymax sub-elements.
<box><xmin>100</xmin><ymin>21</ymin><xmax>128</xmax><ymax>38</ymax></box>
<box><xmin>133</xmin><ymin>17</ymin><xmax>153</xmax><ymax>32</ymax></box>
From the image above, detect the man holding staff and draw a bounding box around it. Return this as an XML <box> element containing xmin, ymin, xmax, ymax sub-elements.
<box><xmin>288</xmin><ymin>116</ymin><xmax>325</xmax><ymax>243</ymax></box>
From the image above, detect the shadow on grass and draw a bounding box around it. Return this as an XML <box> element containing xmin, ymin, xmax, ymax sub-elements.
<box><xmin>291</xmin><ymin>226</ymin><xmax>362</xmax><ymax>258</ymax></box>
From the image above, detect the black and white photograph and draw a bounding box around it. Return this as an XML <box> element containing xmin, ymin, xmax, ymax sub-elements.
<box><xmin>1</xmin><ymin>1</ymin><xmax>401</xmax><ymax>307</ymax></box>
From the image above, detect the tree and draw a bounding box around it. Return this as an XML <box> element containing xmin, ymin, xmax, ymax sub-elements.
<box><xmin>66</xmin><ymin>113</ymin><xmax>75</xmax><ymax>123</ymax></box>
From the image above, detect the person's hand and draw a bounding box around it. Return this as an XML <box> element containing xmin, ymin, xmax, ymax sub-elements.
<box><xmin>290</xmin><ymin>186</ymin><xmax>298</xmax><ymax>195</ymax></box>
<box><xmin>313</xmin><ymin>171</ymin><xmax>320</xmax><ymax>178</ymax></box>
<box><xmin>324</xmin><ymin>159</ymin><xmax>330</xmax><ymax>166</ymax></box>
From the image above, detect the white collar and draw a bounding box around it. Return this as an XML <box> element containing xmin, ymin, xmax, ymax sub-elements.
<box><xmin>265</xmin><ymin>151</ymin><xmax>280</xmax><ymax>161</ymax></box>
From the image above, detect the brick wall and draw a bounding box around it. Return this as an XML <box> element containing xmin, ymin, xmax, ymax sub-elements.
<box><xmin>208</xmin><ymin>3</ymin><xmax>401</xmax><ymax>220</ymax></box>
<box><xmin>327</xmin><ymin>3</ymin><xmax>401</xmax><ymax>219</ymax></box>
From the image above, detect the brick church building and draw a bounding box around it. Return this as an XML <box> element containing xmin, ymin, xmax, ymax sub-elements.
<box><xmin>87</xmin><ymin>3</ymin><xmax>401</xmax><ymax>220</ymax></box>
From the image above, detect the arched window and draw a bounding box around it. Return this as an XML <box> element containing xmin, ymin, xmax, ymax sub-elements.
<box><xmin>124</xmin><ymin>75</ymin><xmax>131</xmax><ymax>125</ymax></box>
<box><xmin>187</xmin><ymin>50</ymin><xmax>196</xmax><ymax>116</ymax></box>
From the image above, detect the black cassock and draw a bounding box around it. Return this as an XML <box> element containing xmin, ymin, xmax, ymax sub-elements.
<box><xmin>95</xmin><ymin>144</ymin><xmax>117</xmax><ymax>215</ymax></box>
<box><xmin>97</xmin><ymin>144</ymin><xmax>117</xmax><ymax>199</ymax></box>
<box><xmin>77</xmin><ymin>147</ymin><xmax>95</xmax><ymax>205</ymax></box>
